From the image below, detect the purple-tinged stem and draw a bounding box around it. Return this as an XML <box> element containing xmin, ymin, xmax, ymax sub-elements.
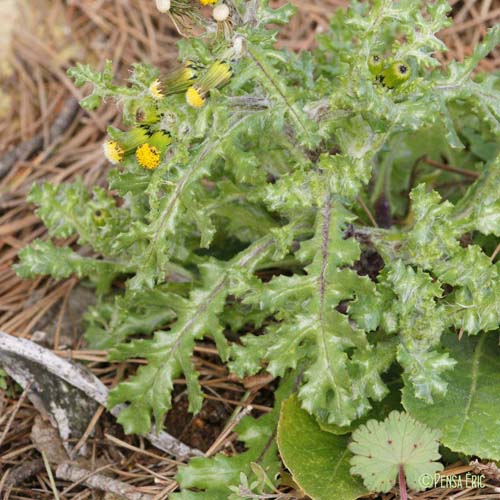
<box><xmin>399</xmin><ymin>465</ymin><xmax>408</xmax><ymax>500</ymax></box>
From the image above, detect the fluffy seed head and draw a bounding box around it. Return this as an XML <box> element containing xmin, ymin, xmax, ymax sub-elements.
<box><xmin>155</xmin><ymin>0</ymin><xmax>171</xmax><ymax>13</ymax></box>
<box><xmin>213</xmin><ymin>4</ymin><xmax>230</xmax><ymax>22</ymax></box>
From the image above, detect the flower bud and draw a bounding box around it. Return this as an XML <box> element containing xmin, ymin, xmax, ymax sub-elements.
<box><xmin>380</xmin><ymin>61</ymin><xmax>411</xmax><ymax>89</ymax></box>
<box><xmin>135</xmin><ymin>103</ymin><xmax>160</xmax><ymax>125</ymax></box>
<box><xmin>368</xmin><ymin>55</ymin><xmax>384</xmax><ymax>76</ymax></box>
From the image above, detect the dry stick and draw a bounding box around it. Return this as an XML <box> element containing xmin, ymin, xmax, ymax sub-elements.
<box><xmin>58</xmin><ymin>462</ymin><xmax>115</xmax><ymax>496</ymax></box>
<box><xmin>0</xmin><ymin>382</ymin><xmax>32</xmax><ymax>448</ymax></box>
<box><xmin>1</xmin><ymin>444</ymin><xmax>36</xmax><ymax>461</ymax></box>
<box><xmin>490</xmin><ymin>243</ymin><xmax>500</xmax><ymax>262</ymax></box>
<box><xmin>40</xmin><ymin>451</ymin><xmax>60</xmax><ymax>500</ymax></box>
<box><xmin>0</xmin><ymin>332</ymin><xmax>202</xmax><ymax>459</ymax></box>
<box><xmin>134</xmin><ymin>463</ymin><xmax>173</xmax><ymax>484</ymax></box>
<box><xmin>422</xmin><ymin>157</ymin><xmax>480</xmax><ymax>179</ymax></box>
<box><xmin>104</xmin><ymin>434</ymin><xmax>181</xmax><ymax>466</ymax></box>
<box><xmin>151</xmin><ymin>482</ymin><xmax>178</xmax><ymax>500</ymax></box>
<box><xmin>0</xmin><ymin>470</ymin><xmax>10</xmax><ymax>497</ymax></box>
<box><xmin>56</xmin><ymin>463</ymin><xmax>154</xmax><ymax>500</ymax></box>
<box><xmin>204</xmin><ymin>404</ymin><xmax>254</xmax><ymax>458</ymax></box>
<box><xmin>356</xmin><ymin>195</ymin><xmax>378</xmax><ymax>228</ymax></box>
<box><xmin>0</xmin><ymin>97</ymin><xmax>80</xmax><ymax>180</ymax></box>
<box><xmin>2</xmin><ymin>459</ymin><xmax>45</xmax><ymax>490</ymax></box>
<box><xmin>203</xmin><ymin>393</ymin><xmax>271</xmax><ymax>413</ymax></box>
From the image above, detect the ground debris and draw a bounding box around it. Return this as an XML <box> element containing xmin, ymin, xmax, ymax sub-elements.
<box><xmin>56</xmin><ymin>463</ymin><xmax>154</xmax><ymax>500</ymax></box>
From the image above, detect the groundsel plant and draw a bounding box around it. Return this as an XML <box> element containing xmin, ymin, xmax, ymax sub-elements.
<box><xmin>15</xmin><ymin>0</ymin><xmax>500</xmax><ymax>497</ymax></box>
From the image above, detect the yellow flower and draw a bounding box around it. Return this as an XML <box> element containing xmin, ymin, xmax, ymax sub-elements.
<box><xmin>149</xmin><ymin>62</ymin><xmax>200</xmax><ymax>100</ymax></box>
<box><xmin>185</xmin><ymin>60</ymin><xmax>232</xmax><ymax>108</ymax></box>
<box><xmin>186</xmin><ymin>86</ymin><xmax>206</xmax><ymax>108</ymax></box>
<box><xmin>136</xmin><ymin>143</ymin><xmax>161</xmax><ymax>170</ymax></box>
<box><xmin>103</xmin><ymin>126</ymin><xmax>151</xmax><ymax>164</ymax></box>
<box><xmin>103</xmin><ymin>140</ymin><xmax>124</xmax><ymax>165</ymax></box>
<box><xmin>200</xmin><ymin>0</ymin><xmax>217</xmax><ymax>5</ymax></box>
<box><xmin>149</xmin><ymin>79</ymin><xmax>163</xmax><ymax>99</ymax></box>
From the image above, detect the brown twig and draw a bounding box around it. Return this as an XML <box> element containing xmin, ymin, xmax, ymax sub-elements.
<box><xmin>422</xmin><ymin>157</ymin><xmax>480</xmax><ymax>179</ymax></box>
<box><xmin>0</xmin><ymin>97</ymin><xmax>79</xmax><ymax>180</ymax></box>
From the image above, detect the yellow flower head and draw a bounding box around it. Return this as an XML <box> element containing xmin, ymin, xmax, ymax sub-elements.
<box><xmin>136</xmin><ymin>143</ymin><xmax>161</xmax><ymax>170</ymax></box>
<box><xmin>185</xmin><ymin>60</ymin><xmax>232</xmax><ymax>108</ymax></box>
<box><xmin>186</xmin><ymin>86</ymin><xmax>206</xmax><ymax>108</ymax></box>
<box><xmin>149</xmin><ymin>79</ymin><xmax>164</xmax><ymax>99</ymax></box>
<box><xmin>150</xmin><ymin>62</ymin><xmax>200</xmax><ymax>100</ymax></box>
<box><xmin>103</xmin><ymin>140</ymin><xmax>124</xmax><ymax>165</ymax></box>
<box><xmin>200</xmin><ymin>0</ymin><xmax>217</xmax><ymax>5</ymax></box>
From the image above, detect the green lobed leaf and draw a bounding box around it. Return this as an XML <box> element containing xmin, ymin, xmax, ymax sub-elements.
<box><xmin>15</xmin><ymin>0</ymin><xmax>500</xmax><ymax>452</ymax></box>
<box><xmin>15</xmin><ymin>240</ymin><xmax>126</xmax><ymax>294</ymax></box>
<box><xmin>107</xmin><ymin>237</ymin><xmax>276</xmax><ymax>434</ymax></box>
<box><xmin>230</xmin><ymin>196</ymin><xmax>396</xmax><ymax>427</ymax></box>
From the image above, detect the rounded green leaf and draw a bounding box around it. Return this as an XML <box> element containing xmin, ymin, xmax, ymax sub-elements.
<box><xmin>277</xmin><ymin>395</ymin><xmax>368</xmax><ymax>500</ymax></box>
<box><xmin>349</xmin><ymin>411</ymin><xmax>442</xmax><ymax>492</ymax></box>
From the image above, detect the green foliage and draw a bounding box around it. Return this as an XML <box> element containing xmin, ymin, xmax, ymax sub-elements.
<box><xmin>15</xmin><ymin>0</ymin><xmax>500</xmax><ymax>495</ymax></box>
<box><xmin>349</xmin><ymin>411</ymin><xmax>443</xmax><ymax>493</ymax></box>
<box><xmin>403</xmin><ymin>333</ymin><xmax>500</xmax><ymax>461</ymax></box>
<box><xmin>172</xmin><ymin>376</ymin><xmax>294</xmax><ymax>499</ymax></box>
<box><xmin>0</xmin><ymin>368</ymin><xmax>7</xmax><ymax>390</ymax></box>
<box><xmin>230</xmin><ymin>198</ymin><xmax>397</xmax><ymax>426</ymax></box>
<box><xmin>278</xmin><ymin>395</ymin><xmax>368</xmax><ymax>500</ymax></box>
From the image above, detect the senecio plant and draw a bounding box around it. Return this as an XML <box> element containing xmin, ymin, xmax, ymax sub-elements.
<box><xmin>16</xmin><ymin>0</ymin><xmax>500</xmax><ymax>498</ymax></box>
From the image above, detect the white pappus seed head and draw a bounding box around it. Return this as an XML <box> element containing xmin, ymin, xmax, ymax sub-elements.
<box><xmin>213</xmin><ymin>4</ymin><xmax>230</xmax><ymax>22</ymax></box>
<box><xmin>155</xmin><ymin>0</ymin><xmax>171</xmax><ymax>13</ymax></box>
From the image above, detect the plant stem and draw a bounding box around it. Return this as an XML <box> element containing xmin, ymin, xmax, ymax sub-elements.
<box><xmin>399</xmin><ymin>465</ymin><xmax>407</xmax><ymax>500</ymax></box>
<box><xmin>422</xmin><ymin>157</ymin><xmax>479</xmax><ymax>179</ymax></box>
